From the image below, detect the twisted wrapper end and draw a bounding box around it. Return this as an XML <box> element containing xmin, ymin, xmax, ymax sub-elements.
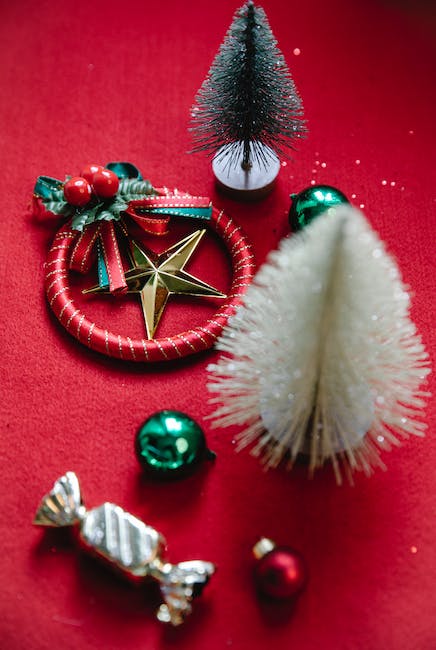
<box><xmin>152</xmin><ymin>560</ymin><xmax>216</xmax><ymax>626</ymax></box>
<box><xmin>34</xmin><ymin>472</ymin><xmax>86</xmax><ymax>527</ymax></box>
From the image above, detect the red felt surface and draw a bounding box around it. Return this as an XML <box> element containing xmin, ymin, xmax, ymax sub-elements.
<box><xmin>0</xmin><ymin>1</ymin><xmax>435</xmax><ymax>649</ymax></box>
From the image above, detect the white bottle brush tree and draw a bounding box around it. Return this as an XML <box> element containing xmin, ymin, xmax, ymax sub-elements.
<box><xmin>190</xmin><ymin>1</ymin><xmax>306</xmax><ymax>192</ymax></box>
<box><xmin>208</xmin><ymin>206</ymin><xmax>430</xmax><ymax>483</ymax></box>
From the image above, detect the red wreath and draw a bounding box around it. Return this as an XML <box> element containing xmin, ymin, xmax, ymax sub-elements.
<box><xmin>37</xmin><ymin>171</ymin><xmax>255</xmax><ymax>362</ymax></box>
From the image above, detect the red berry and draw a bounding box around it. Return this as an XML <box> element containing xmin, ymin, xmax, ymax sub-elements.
<box><xmin>80</xmin><ymin>164</ymin><xmax>104</xmax><ymax>183</ymax></box>
<box><xmin>92</xmin><ymin>169</ymin><xmax>119</xmax><ymax>198</ymax></box>
<box><xmin>63</xmin><ymin>177</ymin><xmax>92</xmax><ymax>207</ymax></box>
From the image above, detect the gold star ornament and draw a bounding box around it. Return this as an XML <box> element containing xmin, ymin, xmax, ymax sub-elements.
<box><xmin>83</xmin><ymin>229</ymin><xmax>226</xmax><ymax>339</ymax></box>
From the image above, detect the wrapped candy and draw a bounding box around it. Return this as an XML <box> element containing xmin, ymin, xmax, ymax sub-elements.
<box><xmin>34</xmin><ymin>472</ymin><xmax>215</xmax><ymax>625</ymax></box>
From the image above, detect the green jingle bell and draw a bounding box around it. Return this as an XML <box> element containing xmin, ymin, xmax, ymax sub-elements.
<box><xmin>289</xmin><ymin>185</ymin><xmax>349</xmax><ymax>232</ymax></box>
<box><xmin>135</xmin><ymin>410</ymin><xmax>215</xmax><ymax>479</ymax></box>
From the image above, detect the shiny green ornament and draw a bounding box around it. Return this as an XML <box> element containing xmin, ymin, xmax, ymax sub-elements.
<box><xmin>135</xmin><ymin>410</ymin><xmax>215</xmax><ymax>478</ymax></box>
<box><xmin>289</xmin><ymin>185</ymin><xmax>349</xmax><ymax>232</ymax></box>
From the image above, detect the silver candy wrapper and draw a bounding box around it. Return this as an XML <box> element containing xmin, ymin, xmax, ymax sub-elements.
<box><xmin>34</xmin><ymin>472</ymin><xmax>215</xmax><ymax>625</ymax></box>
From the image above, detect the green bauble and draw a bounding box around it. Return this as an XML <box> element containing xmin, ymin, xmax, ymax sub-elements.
<box><xmin>135</xmin><ymin>410</ymin><xmax>214</xmax><ymax>478</ymax></box>
<box><xmin>289</xmin><ymin>185</ymin><xmax>349</xmax><ymax>232</ymax></box>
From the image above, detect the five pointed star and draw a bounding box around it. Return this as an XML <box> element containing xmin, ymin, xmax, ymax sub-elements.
<box><xmin>83</xmin><ymin>229</ymin><xmax>226</xmax><ymax>339</ymax></box>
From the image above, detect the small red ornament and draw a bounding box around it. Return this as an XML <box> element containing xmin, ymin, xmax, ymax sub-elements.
<box><xmin>92</xmin><ymin>168</ymin><xmax>120</xmax><ymax>198</ymax></box>
<box><xmin>253</xmin><ymin>538</ymin><xmax>308</xmax><ymax>599</ymax></box>
<box><xmin>80</xmin><ymin>164</ymin><xmax>104</xmax><ymax>183</ymax></box>
<box><xmin>63</xmin><ymin>176</ymin><xmax>92</xmax><ymax>207</ymax></box>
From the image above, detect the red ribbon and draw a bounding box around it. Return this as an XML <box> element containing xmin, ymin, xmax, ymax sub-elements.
<box><xmin>124</xmin><ymin>209</ymin><xmax>170</xmax><ymax>236</ymax></box>
<box><xmin>69</xmin><ymin>222</ymin><xmax>99</xmax><ymax>275</ymax></box>
<box><xmin>32</xmin><ymin>195</ymin><xmax>62</xmax><ymax>223</ymax></box>
<box><xmin>70</xmin><ymin>221</ymin><xmax>127</xmax><ymax>293</ymax></box>
<box><xmin>125</xmin><ymin>194</ymin><xmax>211</xmax><ymax>236</ymax></box>
<box><xmin>39</xmin><ymin>192</ymin><xmax>211</xmax><ymax>294</ymax></box>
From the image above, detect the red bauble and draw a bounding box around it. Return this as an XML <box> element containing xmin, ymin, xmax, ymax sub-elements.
<box><xmin>92</xmin><ymin>168</ymin><xmax>119</xmax><ymax>198</ymax></box>
<box><xmin>63</xmin><ymin>177</ymin><xmax>92</xmax><ymax>207</ymax></box>
<box><xmin>80</xmin><ymin>164</ymin><xmax>104</xmax><ymax>183</ymax></box>
<box><xmin>254</xmin><ymin>544</ymin><xmax>308</xmax><ymax>599</ymax></box>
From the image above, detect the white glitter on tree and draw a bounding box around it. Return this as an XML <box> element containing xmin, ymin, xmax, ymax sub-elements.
<box><xmin>208</xmin><ymin>206</ymin><xmax>430</xmax><ymax>483</ymax></box>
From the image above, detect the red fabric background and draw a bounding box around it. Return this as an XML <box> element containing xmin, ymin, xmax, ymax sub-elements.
<box><xmin>1</xmin><ymin>0</ymin><xmax>435</xmax><ymax>648</ymax></box>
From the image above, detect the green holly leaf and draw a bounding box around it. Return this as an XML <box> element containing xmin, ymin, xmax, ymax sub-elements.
<box><xmin>111</xmin><ymin>197</ymin><xmax>129</xmax><ymax>213</ymax></box>
<box><xmin>34</xmin><ymin>177</ymin><xmax>74</xmax><ymax>217</ymax></box>
<box><xmin>96</xmin><ymin>209</ymin><xmax>117</xmax><ymax>222</ymax></box>
<box><xmin>118</xmin><ymin>178</ymin><xmax>156</xmax><ymax>200</ymax></box>
<box><xmin>94</xmin><ymin>197</ymin><xmax>128</xmax><ymax>222</ymax></box>
<box><xmin>43</xmin><ymin>200</ymin><xmax>75</xmax><ymax>217</ymax></box>
<box><xmin>71</xmin><ymin>204</ymin><xmax>101</xmax><ymax>231</ymax></box>
<box><xmin>51</xmin><ymin>188</ymin><xmax>66</xmax><ymax>201</ymax></box>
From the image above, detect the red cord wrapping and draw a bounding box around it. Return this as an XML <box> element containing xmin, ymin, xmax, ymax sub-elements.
<box><xmin>44</xmin><ymin>207</ymin><xmax>255</xmax><ymax>362</ymax></box>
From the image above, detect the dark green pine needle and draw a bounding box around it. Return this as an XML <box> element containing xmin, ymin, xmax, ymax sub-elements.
<box><xmin>191</xmin><ymin>1</ymin><xmax>307</xmax><ymax>169</ymax></box>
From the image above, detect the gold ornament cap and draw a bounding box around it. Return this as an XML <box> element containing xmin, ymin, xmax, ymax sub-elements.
<box><xmin>252</xmin><ymin>537</ymin><xmax>276</xmax><ymax>560</ymax></box>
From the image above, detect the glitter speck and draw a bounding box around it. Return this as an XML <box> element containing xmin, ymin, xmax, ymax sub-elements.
<box><xmin>359</xmin><ymin>203</ymin><xmax>365</xmax><ymax>209</ymax></box>
<box><xmin>408</xmin><ymin>130</ymin><xmax>414</xmax><ymax>135</ymax></box>
<box><xmin>311</xmin><ymin>168</ymin><xmax>317</xmax><ymax>174</ymax></box>
<box><xmin>382</xmin><ymin>180</ymin><xmax>387</xmax><ymax>186</ymax></box>
<box><xmin>377</xmin><ymin>435</ymin><xmax>385</xmax><ymax>443</ymax></box>
<box><xmin>390</xmin><ymin>181</ymin><xmax>396</xmax><ymax>187</ymax></box>
<box><xmin>310</xmin><ymin>179</ymin><xmax>316</xmax><ymax>185</ymax></box>
<box><xmin>410</xmin><ymin>546</ymin><xmax>418</xmax><ymax>554</ymax></box>
<box><xmin>315</xmin><ymin>160</ymin><xmax>320</xmax><ymax>166</ymax></box>
<box><xmin>281</xmin><ymin>161</ymin><xmax>287</xmax><ymax>167</ymax></box>
<box><xmin>321</xmin><ymin>162</ymin><xmax>327</xmax><ymax>168</ymax></box>
<box><xmin>355</xmin><ymin>159</ymin><xmax>361</xmax><ymax>165</ymax></box>
<box><xmin>351</xmin><ymin>193</ymin><xmax>357</xmax><ymax>199</ymax></box>
<box><xmin>293</xmin><ymin>48</ymin><xmax>301</xmax><ymax>56</ymax></box>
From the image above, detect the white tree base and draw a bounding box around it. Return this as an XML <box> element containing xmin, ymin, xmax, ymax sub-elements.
<box><xmin>212</xmin><ymin>143</ymin><xmax>280</xmax><ymax>201</ymax></box>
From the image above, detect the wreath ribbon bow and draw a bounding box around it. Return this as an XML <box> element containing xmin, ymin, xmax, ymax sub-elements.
<box><xmin>33</xmin><ymin>162</ymin><xmax>212</xmax><ymax>293</ymax></box>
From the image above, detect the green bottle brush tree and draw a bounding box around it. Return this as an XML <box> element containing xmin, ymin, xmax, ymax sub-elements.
<box><xmin>191</xmin><ymin>1</ymin><xmax>307</xmax><ymax>199</ymax></box>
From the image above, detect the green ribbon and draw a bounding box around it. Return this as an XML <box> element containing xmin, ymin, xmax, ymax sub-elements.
<box><xmin>34</xmin><ymin>176</ymin><xmax>64</xmax><ymax>200</ymax></box>
<box><xmin>106</xmin><ymin>161</ymin><xmax>143</xmax><ymax>180</ymax></box>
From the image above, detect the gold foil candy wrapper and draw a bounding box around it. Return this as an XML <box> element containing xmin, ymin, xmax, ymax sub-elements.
<box><xmin>34</xmin><ymin>472</ymin><xmax>215</xmax><ymax>625</ymax></box>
